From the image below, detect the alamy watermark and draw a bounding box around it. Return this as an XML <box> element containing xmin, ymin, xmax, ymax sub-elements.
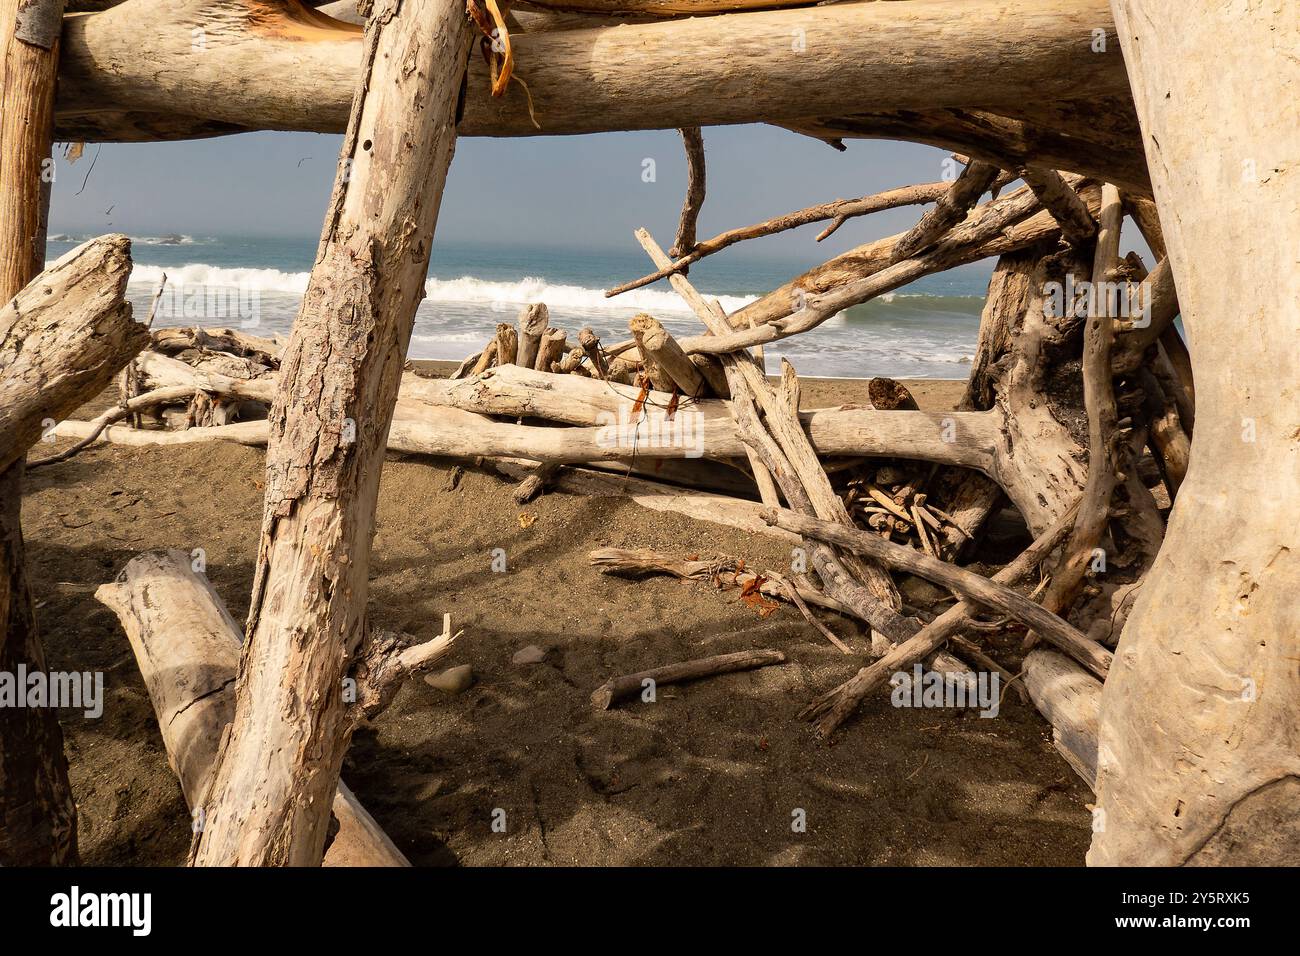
<box><xmin>890</xmin><ymin>664</ymin><xmax>1000</xmax><ymax>718</ymax></box>
<box><xmin>1043</xmin><ymin>273</ymin><xmax>1152</xmax><ymax>328</ymax></box>
<box><xmin>0</xmin><ymin>665</ymin><xmax>103</xmax><ymax>719</ymax></box>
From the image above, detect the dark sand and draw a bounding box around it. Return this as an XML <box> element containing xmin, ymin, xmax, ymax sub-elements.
<box><xmin>23</xmin><ymin>366</ymin><xmax>1092</xmax><ymax>865</ymax></box>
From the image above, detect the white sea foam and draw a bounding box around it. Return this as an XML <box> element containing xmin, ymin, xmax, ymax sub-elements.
<box><xmin>128</xmin><ymin>264</ymin><xmax>758</xmax><ymax>314</ymax></box>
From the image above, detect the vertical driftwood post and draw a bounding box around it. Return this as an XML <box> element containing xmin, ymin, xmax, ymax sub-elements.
<box><xmin>190</xmin><ymin>0</ymin><xmax>475</xmax><ymax>866</ymax></box>
<box><xmin>0</xmin><ymin>0</ymin><xmax>77</xmax><ymax>866</ymax></box>
<box><xmin>1090</xmin><ymin>0</ymin><xmax>1300</xmax><ymax>865</ymax></box>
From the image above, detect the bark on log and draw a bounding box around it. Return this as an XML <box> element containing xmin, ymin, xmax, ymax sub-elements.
<box><xmin>191</xmin><ymin>0</ymin><xmax>476</xmax><ymax>867</ymax></box>
<box><xmin>0</xmin><ymin>0</ymin><xmax>80</xmax><ymax>866</ymax></box>
<box><xmin>1090</xmin><ymin>0</ymin><xmax>1300</xmax><ymax>867</ymax></box>
<box><xmin>591</xmin><ymin>649</ymin><xmax>786</xmax><ymax>711</ymax></box>
<box><xmin>94</xmin><ymin>551</ymin><xmax>409</xmax><ymax>865</ymax></box>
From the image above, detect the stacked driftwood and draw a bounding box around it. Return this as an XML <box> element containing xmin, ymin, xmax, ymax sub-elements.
<box><xmin>6</xmin><ymin>0</ymin><xmax>1290</xmax><ymax>869</ymax></box>
<box><xmin>56</xmin><ymin>149</ymin><xmax>1193</xmax><ymax>805</ymax></box>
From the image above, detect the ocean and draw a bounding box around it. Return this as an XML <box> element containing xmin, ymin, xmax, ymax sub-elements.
<box><xmin>45</xmin><ymin>233</ymin><xmax>993</xmax><ymax>380</ymax></box>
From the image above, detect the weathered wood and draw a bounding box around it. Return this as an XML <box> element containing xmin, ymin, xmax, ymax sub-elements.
<box><xmin>891</xmin><ymin>159</ymin><xmax>1001</xmax><ymax>261</ymax></box>
<box><xmin>191</xmin><ymin>0</ymin><xmax>476</xmax><ymax>867</ymax></box>
<box><xmin>578</xmin><ymin>327</ymin><xmax>609</xmax><ymax>380</ymax></box>
<box><xmin>94</xmin><ymin>550</ymin><xmax>410</xmax><ymax>866</ymax></box>
<box><xmin>1019</xmin><ymin>166</ymin><xmax>1097</xmax><ymax>247</ymax></box>
<box><xmin>589</xmin><ymin>546</ymin><xmax>850</xmax><ymax>616</ymax></box>
<box><xmin>0</xmin><ymin>0</ymin><xmax>79</xmax><ymax>867</ymax></box>
<box><xmin>514</xmin><ymin>303</ymin><xmax>548</xmax><ymax>368</ymax></box>
<box><xmin>635</xmin><ymin>229</ymin><xmax>911</xmax><ymax>643</ymax></box>
<box><xmin>608</xmin><ymin>179</ymin><xmax>960</xmax><ymax>297</ymax></box>
<box><xmin>1091</xmin><ymin>0</ymin><xmax>1300</xmax><ymax>867</ymax></box>
<box><xmin>1037</xmin><ymin>184</ymin><xmax>1124</xmax><ymax>620</ymax></box>
<box><xmin>591</xmin><ymin>648</ymin><xmax>786</xmax><ymax>711</ymax></box>
<box><xmin>761</xmin><ymin>507</ymin><xmax>1111</xmax><ymax>679</ymax></box>
<box><xmin>1023</xmin><ymin>648</ymin><xmax>1101</xmax><ymax>791</ymax></box>
<box><xmin>55</xmin><ymin>0</ymin><xmax>1138</xmax><ymax>193</ymax></box>
<box><xmin>669</xmin><ymin>126</ymin><xmax>705</xmax><ymax>260</ymax></box>
<box><xmin>534</xmin><ymin>327</ymin><xmax>568</xmax><ymax>373</ymax></box>
<box><xmin>629</xmin><ymin>314</ymin><xmax>705</xmax><ymax>397</ymax></box>
<box><xmin>704</xmin><ymin>183</ymin><xmax>1105</xmax><ymax>353</ymax></box>
<box><xmin>0</xmin><ymin>236</ymin><xmax>149</xmax><ymax>473</ymax></box>
<box><xmin>802</xmin><ymin>498</ymin><xmax>1082</xmax><ymax>738</ymax></box>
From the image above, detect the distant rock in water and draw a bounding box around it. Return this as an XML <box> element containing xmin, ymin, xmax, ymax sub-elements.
<box><xmin>158</xmin><ymin>233</ymin><xmax>185</xmax><ymax>245</ymax></box>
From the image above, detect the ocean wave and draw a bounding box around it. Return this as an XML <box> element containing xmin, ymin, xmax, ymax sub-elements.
<box><xmin>128</xmin><ymin>264</ymin><xmax>759</xmax><ymax>314</ymax></box>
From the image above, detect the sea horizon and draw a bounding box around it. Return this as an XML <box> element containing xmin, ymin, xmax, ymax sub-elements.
<box><xmin>45</xmin><ymin>231</ymin><xmax>994</xmax><ymax>380</ymax></box>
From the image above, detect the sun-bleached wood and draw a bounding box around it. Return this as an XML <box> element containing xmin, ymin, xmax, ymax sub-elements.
<box><xmin>0</xmin><ymin>235</ymin><xmax>149</xmax><ymax>474</ymax></box>
<box><xmin>95</xmin><ymin>550</ymin><xmax>412</xmax><ymax>865</ymax></box>
<box><xmin>1089</xmin><ymin>0</ymin><xmax>1300</xmax><ymax>868</ymax></box>
<box><xmin>1024</xmin><ymin>649</ymin><xmax>1101</xmax><ymax>790</ymax></box>
<box><xmin>54</xmin><ymin>0</ymin><xmax>1138</xmax><ymax>191</ymax></box>
<box><xmin>190</xmin><ymin>0</ymin><xmax>476</xmax><ymax>867</ymax></box>
<box><xmin>0</xmin><ymin>0</ymin><xmax>79</xmax><ymax>866</ymax></box>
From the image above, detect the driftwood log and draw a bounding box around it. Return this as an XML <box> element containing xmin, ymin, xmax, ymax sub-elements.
<box><xmin>95</xmin><ymin>551</ymin><xmax>412</xmax><ymax>866</ymax></box>
<box><xmin>52</xmin><ymin>0</ymin><xmax>1149</xmax><ymax>198</ymax></box>
<box><xmin>191</xmin><ymin>0</ymin><xmax>476</xmax><ymax>867</ymax></box>
<box><xmin>0</xmin><ymin>0</ymin><xmax>82</xmax><ymax>866</ymax></box>
<box><xmin>1089</xmin><ymin>0</ymin><xmax>1300</xmax><ymax>867</ymax></box>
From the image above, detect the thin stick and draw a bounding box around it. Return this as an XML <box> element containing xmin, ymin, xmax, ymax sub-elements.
<box><xmin>591</xmin><ymin>649</ymin><xmax>786</xmax><ymax>710</ymax></box>
<box><xmin>607</xmin><ymin>180</ymin><xmax>958</xmax><ymax>297</ymax></box>
<box><xmin>669</xmin><ymin>127</ymin><xmax>705</xmax><ymax>261</ymax></box>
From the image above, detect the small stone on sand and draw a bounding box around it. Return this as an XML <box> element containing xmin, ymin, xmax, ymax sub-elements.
<box><xmin>425</xmin><ymin>664</ymin><xmax>474</xmax><ymax>693</ymax></box>
<box><xmin>512</xmin><ymin>645</ymin><xmax>548</xmax><ymax>665</ymax></box>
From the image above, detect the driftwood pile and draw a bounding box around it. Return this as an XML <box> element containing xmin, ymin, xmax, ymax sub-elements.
<box><xmin>52</xmin><ymin>150</ymin><xmax>1192</xmax><ymax>803</ymax></box>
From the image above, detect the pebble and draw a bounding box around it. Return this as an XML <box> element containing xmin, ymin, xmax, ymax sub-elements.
<box><xmin>424</xmin><ymin>664</ymin><xmax>475</xmax><ymax>694</ymax></box>
<box><xmin>512</xmin><ymin>644</ymin><xmax>548</xmax><ymax>665</ymax></box>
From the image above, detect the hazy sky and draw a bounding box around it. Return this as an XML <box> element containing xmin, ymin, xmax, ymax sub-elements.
<box><xmin>48</xmin><ymin>126</ymin><xmax>964</xmax><ymax>267</ymax></box>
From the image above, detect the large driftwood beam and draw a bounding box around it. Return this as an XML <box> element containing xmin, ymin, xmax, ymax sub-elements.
<box><xmin>591</xmin><ymin>649</ymin><xmax>786</xmax><ymax>711</ymax></box>
<box><xmin>95</xmin><ymin>551</ymin><xmax>411</xmax><ymax>866</ymax></box>
<box><xmin>55</xmin><ymin>0</ymin><xmax>1137</xmax><ymax>176</ymax></box>
<box><xmin>762</xmin><ymin>506</ymin><xmax>1111</xmax><ymax>679</ymax></box>
<box><xmin>191</xmin><ymin>0</ymin><xmax>476</xmax><ymax>867</ymax></box>
<box><xmin>0</xmin><ymin>235</ymin><xmax>148</xmax><ymax>473</ymax></box>
<box><xmin>1090</xmin><ymin>0</ymin><xmax>1300</xmax><ymax>868</ymax></box>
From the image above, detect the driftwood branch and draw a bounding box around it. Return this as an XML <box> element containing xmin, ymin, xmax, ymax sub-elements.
<box><xmin>591</xmin><ymin>649</ymin><xmax>786</xmax><ymax>710</ymax></box>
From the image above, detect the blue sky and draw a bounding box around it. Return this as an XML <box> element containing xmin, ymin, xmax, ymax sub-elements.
<box><xmin>48</xmin><ymin>126</ymin><xmax>965</xmax><ymax>268</ymax></box>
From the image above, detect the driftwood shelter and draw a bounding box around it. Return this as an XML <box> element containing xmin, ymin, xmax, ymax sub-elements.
<box><xmin>0</xmin><ymin>0</ymin><xmax>1295</xmax><ymax>868</ymax></box>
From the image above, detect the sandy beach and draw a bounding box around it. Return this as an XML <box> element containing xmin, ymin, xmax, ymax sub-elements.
<box><xmin>24</xmin><ymin>367</ymin><xmax>1091</xmax><ymax>866</ymax></box>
